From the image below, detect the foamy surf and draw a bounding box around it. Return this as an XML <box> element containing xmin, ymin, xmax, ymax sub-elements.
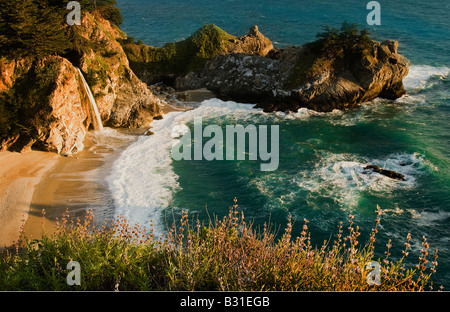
<box><xmin>403</xmin><ymin>65</ymin><xmax>450</xmax><ymax>91</ymax></box>
<box><xmin>300</xmin><ymin>152</ymin><xmax>424</xmax><ymax>209</ymax></box>
<box><xmin>107</xmin><ymin>99</ymin><xmax>265</xmax><ymax>236</ymax></box>
<box><xmin>251</xmin><ymin>152</ymin><xmax>426</xmax><ymax>212</ymax></box>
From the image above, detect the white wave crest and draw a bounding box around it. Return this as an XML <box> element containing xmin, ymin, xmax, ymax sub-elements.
<box><xmin>299</xmin><ymin>152</ymin><xmax>424</xmax><ymax>209</ymax></box>
<box><xmin>107</xmin><ymin>98</ymin><xmax>265</xmax><ymax>236</ymax></box>
<box><xmin>403</xmin><ymin>65</ymin><xmax>450</xmax><ymax>91</ymax></box>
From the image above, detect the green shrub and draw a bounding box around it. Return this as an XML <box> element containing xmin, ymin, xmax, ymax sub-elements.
<box><xmin>286</xmin><ymin>22</ymin><xmax>373</xmax><ymax>88</ymax></box>
<box><xmin>313</xmin><ymin>21</ymin><xmax>372</xmax><ymax>58</ymax></box>
<box><xmin>122</xmin><ymin>24</ymin><xmax>236</xmax><ymax>84</ymax></box>
<box><xmin>0</xmin><ymin>0</ymin><xmax>123</xmax><ymax>60</ymax></box>
<box><xmin>0</xmin><ymin>203</ymin><xmax>440</xmax><ymax>291</ymax></box>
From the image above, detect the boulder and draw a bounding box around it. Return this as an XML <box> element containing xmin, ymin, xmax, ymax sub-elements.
<box><xmin>364</xmin><ymin>165</ymin><xmax>406</xmax><ymax>181</ymax></box>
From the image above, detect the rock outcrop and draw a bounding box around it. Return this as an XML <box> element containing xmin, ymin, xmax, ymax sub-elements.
<box><xmin>123</xmin><ymin>24</ymin><xmax>273</xmax><ymax>87</ymax></box>
<box><xmin>0</xmin><ymin>56</ymin><xmax>89</xmax><ymax>155</ymax></box>
<box><xmin>123</xmin><ymin>24</ymin><xmax>409</xmax><ymax>114</ymax></box>
<box><xmin>174</xmin><ymin>27</ymin><xmax>410</xmax><ymax>112</ymax></box>
<box><xmin>224</xmin><ymin>25</ymin><xmax>274</xmax><ymax>57</ymax></box>
<box><xmin>68</xmin><ymin>12</ymin><xmax>162</xmax><ymax>128</ymax></box>
<box><xmin>0</xmin><ymin>12</ymin><xmax>162</xmax><ymax>155</ymax></box>
<box><xmin>364</xmin><ymin>165</ymin><xmax>406</xmax><ymax>181</ymax></box>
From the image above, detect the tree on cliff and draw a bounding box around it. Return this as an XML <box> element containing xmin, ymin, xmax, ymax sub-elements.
<box><xmin>0</xmin><ymin>0</ymin><xmax>123</xmax><ymax>60</ymax></box>
<box><xmin>314</xmin><ymin>21</ymin><xmax>372</xmax><ymax>58</ymax></box>
<box><xmin>0</xmin><ymin>0</ymin><xmax>69</xmax><ymax>59</ymax></box>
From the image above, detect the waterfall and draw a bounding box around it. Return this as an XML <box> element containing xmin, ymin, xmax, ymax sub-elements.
<box><xmin>77</xmin><ymin>68</ymin><xmax>104</xmax><ymax>131</ymax></box>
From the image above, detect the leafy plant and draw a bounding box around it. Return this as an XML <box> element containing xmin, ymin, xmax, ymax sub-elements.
<box><xmin>0</xmin><ymin>203</ymin><xmax>441</xmax><ymax>291</ymax></box>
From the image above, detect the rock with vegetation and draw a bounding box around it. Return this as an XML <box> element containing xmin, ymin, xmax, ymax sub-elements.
<box><xmin>122</xmin><ymin>24</ymin><xmax>273</xmax><ymax>86</ymax></box>
<box><xmin>0</xmin><ymin>56</ymin><xmax>89</xmax><ymax>155</ymax></box>
<box><xmin>71</xmin><ymin>11</ymin><xmax>162</xmax><ymax>128</ymax></box>
<box><xmin>128</xmin><ymin>22</ymin><xmax>409</xmax><ymax>113</ymax></box>
<box><xmin>0</xmin><ymin>0</ymin><xmax>162</xmax><ymax>154</ymax></box>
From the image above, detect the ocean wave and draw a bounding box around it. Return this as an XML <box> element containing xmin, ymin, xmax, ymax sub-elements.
<box><xmin>402</xmin><ymin>64</ymin><xmax>450</xmax><ymax>91</ymax></box>
<box><xmin>249</xmin><ymin>152</ymin><xmax>426</xmax><ymax>213</ymax></box>
<box><xmin>300</xmin><ymin>152</ymin><xmax>422</xmax><ymax>211</ymax></box>
<box><xmin>106</xmin><ymin>98</ymin><xmax>266</xmax><ymax>235</ymax></box>
<box><xmin>107</xmin><ymin>113</ymin><xmax>184</xmax><ymax>237</ymax></box>
<box><xmin>275</xmin><ymin>108</ymin><xmax>343</xmax><ymax>120</ymax></box>
<box><xmin>107</xmin><ymin>95</ymin><xmax>432</xmax><ymax>233</ymax></box>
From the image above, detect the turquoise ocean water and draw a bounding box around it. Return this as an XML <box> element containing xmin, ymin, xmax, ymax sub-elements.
<box><xmin>111</xmin><ymin>0</ymin><xmax>450</xmax><ymax>287</ymax></box>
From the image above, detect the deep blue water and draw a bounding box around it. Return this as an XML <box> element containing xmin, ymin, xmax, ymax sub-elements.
<box><xmin>112</xmin><ymin>0</ymin><xmax>450</xmax><ymax>288</ymax></box>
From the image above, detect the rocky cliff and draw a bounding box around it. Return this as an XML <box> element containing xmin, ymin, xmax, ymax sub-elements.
<box><xmin>174</xmin><ymin>27</ymin><xmax>409</xmax><ymax>112</ymax></box>
<box><xmin>0</xmin><ymin>12</ymin><xmax>162</xmax><ymax>155</ymax></box>
<box><xmin>0</xmin><ymin>19</ymin><xmax>410</xmax><ymax>155</ymax></box>
<box><xmin>122</xmin><ymin>24</ymin><xmax>274</xmax><ymax>87</ymax></box>
<box><xmin>125</xmin><ymin>24</ymin><xmax>409</xmax><ymax>113</ymax></box>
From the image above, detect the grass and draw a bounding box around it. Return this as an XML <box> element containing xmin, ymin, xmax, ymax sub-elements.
<box><xmin>0</xmin><ymin>202</ymin><xmax>440</xmax><ymax>291</ymax></box>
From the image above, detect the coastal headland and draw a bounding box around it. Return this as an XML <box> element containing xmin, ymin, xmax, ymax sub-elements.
<box><xmin>1</xmin><ymin>2</ymin><xmax>409</xmax><ymax>246</ymax></box>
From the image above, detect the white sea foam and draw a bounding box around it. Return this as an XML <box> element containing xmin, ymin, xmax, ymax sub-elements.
<box><xmin>107</xmin><ymin>99</ymin><xmax>265</xmax><ymax>236</ymax></box>
<box><xmin>307</xmin><ymin>152</ymin><xmax>424</xmax><ymax>208</ymax></box>
<box><xmin>402</xmin><ymin>65</ymin><xmax>450</xmax><ymax>91</ymax></box>
<box><xmin>249</xmin><ymin>152</ymin><xmax>426</xmax><ymax>212</ymax></box>
<box><xmin>407</xmin><ymin>209</ymin><xmax>450</xmax><ymax>228</ymax></box>
<box><xmin>107</xmin><ymin>89</ymin><xmax>434</xmax><ymax>233</ymax></box>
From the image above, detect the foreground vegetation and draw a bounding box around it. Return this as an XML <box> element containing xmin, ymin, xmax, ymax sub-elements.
<box><xmin>0</xmin><ymin>202</ymin><xmax>440</xmax><ymax>291</ymax></box>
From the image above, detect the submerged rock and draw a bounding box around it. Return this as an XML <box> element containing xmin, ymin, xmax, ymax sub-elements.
<box><xmin>364</xmin><ymin>165</ymin><xmax>406</xmax><ymax>181</ymax></box>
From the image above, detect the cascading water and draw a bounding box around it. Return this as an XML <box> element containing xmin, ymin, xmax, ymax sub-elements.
<box><xmin>77</xmin><ymin>68</ymin><xmax>104</xmax><ymax>131</ymax></box>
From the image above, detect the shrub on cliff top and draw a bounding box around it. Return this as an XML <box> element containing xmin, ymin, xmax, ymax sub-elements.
<box><xmin>0</xmin><ymin>203</ymin><xmax>440</xmax><ymax>291</ymax></box>
<box><xmin>122</xmin><ymin>24</ymin><xmax>236</xmax><ymax>84</ymax></box>
<box><xmin>286</xmin><ymin>22</ymin><xmax>373</xmax><ymax>88</ymax></box>
<box><xmin>314</xmin><ymin>21</ymin><xmax>372</xmax><ymax>58</ymax></box>
<box><xmin>0</xmin><ymin>0</ymin><xmax>123</xmax><ymax>60</ymax></box>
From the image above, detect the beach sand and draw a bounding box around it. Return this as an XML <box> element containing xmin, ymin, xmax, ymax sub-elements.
<box><xmin>0</xmin><ymin>151</ymin><xmax>59</xmax><ymax>247</ymax></box>
<box><xmin>0</xmin><ymin>127</ymin><xmax>146</xmax><ymax>247</ymax></box>
<box><xmin>0</xmin><ymin>97</ymin><xmax>203</xmax><ymax>248</ymax></box>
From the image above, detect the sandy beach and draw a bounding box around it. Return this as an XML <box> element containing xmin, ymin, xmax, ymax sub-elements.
<box><xmin>0</xmin><ymin>94</ymin><xmax>206</xmax><ymax>248</ymax></box>
<box><xmin>0</xmin><ymin>151</ymin><xmax>59</xmax><ymax>247</ymax></box>
<box><xmin>0</xmin><ymin>128</ymin><xmax>145</xmax><ymax>248</ymax></box>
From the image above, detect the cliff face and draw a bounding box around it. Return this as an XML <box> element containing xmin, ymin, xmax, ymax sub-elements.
<box><xmin>174</xmin><ymin>28</ymin><xmax>409</xmax><ymax>112</ymax></box>
<box><xmin>73</xmin><ymin>12</ymin><xmax>162</xmax><ymax>127</ymax></box>
<box><xmin>0</xmin><ymin>56</ymin><xmax>88</xmax><ymax>155</ymax></box>
<box><xmin>0</xmin><ymin>12</ymin><xmax>162</xmax><ymax>155</ymax></box>
<box><xmin>122</xmin><ymin>24</ymin><xmax>274</xmax><ymax>87</ymax></box>
<box><xmin>126</xmin><ymin>25</ymin><xmax>409</xmax><ymax>113</ymax></box>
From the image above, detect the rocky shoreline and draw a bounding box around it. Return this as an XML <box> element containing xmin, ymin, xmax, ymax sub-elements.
<box><xmin>172</xmin><ymin>26</ymin><xmax>409</xmax><ymax>113</ymax></box>
<box><xmin>0</xmin><ymin>12</ymin><xmax>162</xmax><ymax>156</ymax></box>
<box><xmin>1</xmin><ymin>17</ymin><xmax>409</xmax><ymax>156</ymax></box>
